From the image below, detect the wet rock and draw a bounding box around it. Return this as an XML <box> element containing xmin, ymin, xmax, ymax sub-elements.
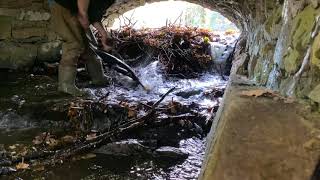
<box><xmin>0</xmin><ymin>167</ymin><xmax>16</xmax><ymax>175</ymax></box>
<box><xmin>193</xmin><ymin>123</ymin><xmax>204</xmax><ymax>135</ymax></box>
<box><xmin>153</xmin><ymin>146</ymin><xmax>188</xmax><ymax>159</ymax></box>
<box><xmin>37</xmin><ymin>41</ymin><xmax>62</xmax><ymax>63</ymax></box>
<box><xmin>176</xmin><ymin>89</ymin><xmax>202</xmax><ymax>98</ymax></box>
<box><xmin>94</xmin><ymin>139</ymin><xmax>149</xmax><ymax>156</ymax></box>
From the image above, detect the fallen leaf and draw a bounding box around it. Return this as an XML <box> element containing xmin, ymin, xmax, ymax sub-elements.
<box><xmin>33</xmin><ymin>132</ymin><xmax>50</xmax><ymax>145</ymax></box>
<box><xmin>86</xmin><ymin>133</ymin><xmax>97</xmax><ymax>141</ymax></box>
<box><xmin>46</xmin><ymin>138</ymin><xmax>59</xmax><ymax>147</ymax></box>
<box><xmin>33</xmin><ymin>165</ymin><xmax>45</xmax><ymax>172</ymax></box>
<box><xmin>284</xmin><ymin>98</ymin><xmax>295</xmax><ymax>104</ymax></box>
<box><xmin>16</xmin><ymin>162</ymin><xmax>29</xmax><ymax>170</ymax></box>
<box><xmin>81</xmin><ymin>153</ymin><xmax>96</xmax><ymax>160</ymax></box>
<box><xmin>127</xmin><ymin>108</ymin><xmax>137</xmax><ymax>118</ymax></box>
<box><xmin>9</xmin><ymin>145</ymin><xmax>16</xmax><ymax>150</ymax></box>
<box><xmin>61</xmin><ymin>135</ymin><xmax>76</xmax><ymax>143</ymax></box>
<box><xmin>240</xmin><ymin>89</ymin><xmax>275</xmax><ymax>97</ymax></box>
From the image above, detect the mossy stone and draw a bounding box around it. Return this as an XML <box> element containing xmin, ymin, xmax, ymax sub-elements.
<box><xmin>309</xmin><ymin>84</ymin><xmax>320</xmax><ymax>103</ymax></box>
<box><xmin>291</xmin><ymin>5</ymin><xmax>319</xmax><ymax>51</ymax></box>
<box><xmin>0</xmin><ymin>15</ymin><xmax>12</xmax><ymax>40</ymax></box>
<box><xmin>283</xmin><ymin>49</ymin><xmax>301</xmax><ymax>74</ymax></box>
<box><xmin>311</xmin><ymin>33</ymin><xmax>320</xmax><ymax>69</ymax></box>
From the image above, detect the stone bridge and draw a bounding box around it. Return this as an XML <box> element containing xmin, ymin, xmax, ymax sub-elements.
<box><xmin>0</xmin><ymin>0</ymin><xmax>320</xmax><ymax>179</ymax></box>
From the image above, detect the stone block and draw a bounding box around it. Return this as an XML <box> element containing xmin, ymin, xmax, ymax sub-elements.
<box><xmin>12</xmin><ymin>27</ymin><xmax>46</xmax><ymax>40</ymax></box>
<box><xmin>12</xmin><ymin>19</ymin><xmax>47</xmax><ymax>29</ymax></box>
<box><xmin>0</xmin><ymin>16</ymin><xmax>12</xmax><ymax>40</ymax></box>
<box><xmin>309</xmin><ymin>84</ymin><xmax>320</xmax><ymax>103</ymax></box>
<box><xmin>311</xmin><ymin>0</ymin><xmax>319</xmax><ymax>9</ymax></box>
<box><xmin>11</xmin><ymin>20</ymin><xmax>48</xmax><ymax>40</ymax></box>
<box><xmin>0</xmin><ymin>0</ymin><xmax>33</xmax><ymax>9</ymax></box>
<box><xmin>0</xmin><ymin>42</ymin><xmax>37</xmax><ymax>70</ymax></box>
<box><xmin>37</xmin><ymin>41</ymin><xmax>62</xmax><ymax>62</ymax></box>
<box><xmin>311</xmin><ymin>33</ymin><xmax>320</xmax><ymax>69</ymax></box>
<box><xmin>0</xmin><ymin>8</ymin><xmax>20</xmax><ymax>17</ymax></box>
<box><xmin>18</xmin><ymin>10</ymin><xmax>51</xmax><ymax>21</ymax></box>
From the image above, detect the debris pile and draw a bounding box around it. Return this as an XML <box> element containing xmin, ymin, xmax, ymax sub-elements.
<box><xmin>0</xmin><ymin>86</ymin><xmax>225</xmax><ymax>176</ymax></box>
<box><xmin>110</xmin><ymin>26</ymin><xmax>225</xmax><ymax>78</ymax></box>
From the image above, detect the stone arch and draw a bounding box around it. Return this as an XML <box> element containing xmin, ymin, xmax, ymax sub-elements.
<box><xmin>102</xmin><ymin>0</ymin><xmax>252</xmax><ymax>32</ymax></box>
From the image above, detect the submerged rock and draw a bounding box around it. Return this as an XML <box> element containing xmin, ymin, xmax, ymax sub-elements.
<box><xmin>153</xmin><ymin>146</ymin><xmax>188</xmax><ymax>159</ymax></box>
<box><xmin>176</xmin><ymin>89</ymin><xmax>202</xmax><ymax>98</ymax></box>
<box><xmin>0</xmin><ymin>167</ymin><xmax>16</xmax><ymax>175</ymax></box>
<box><xmin>94</xmin><ymin>139</ymin><xmax>149</xmax><ymax>156</ymax></box>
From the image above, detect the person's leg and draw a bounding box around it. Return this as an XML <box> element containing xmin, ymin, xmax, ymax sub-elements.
<box><xmin>50</xmin><ymin>2</ymin><xmax>87</xmax><ymax>96</ymax></box>
<box><xmin>83</xmin><ymin>49</ymin><xmax>111</xmax><ymax>86</ymax></box>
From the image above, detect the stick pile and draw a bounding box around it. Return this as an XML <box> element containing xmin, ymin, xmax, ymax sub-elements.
<box><xmin>110</xmin><ymin>26</ymin><xmax>220</xmax><ymax>78</ymax></box>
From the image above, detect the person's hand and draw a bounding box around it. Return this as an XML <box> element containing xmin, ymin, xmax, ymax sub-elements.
<box><xmin>99</xmin><ymin>32</ymin><xmax>113</xmax><ymax>52</ymax></box>
<box><xmin>93</xmin><ymin>22</ymin><xmax>112</xmax><ymax>52</ymax></box>
<box><xmin>78</xmin><ymin>13</ymin><xmax>90</xmax><ymax>30</ymax></box>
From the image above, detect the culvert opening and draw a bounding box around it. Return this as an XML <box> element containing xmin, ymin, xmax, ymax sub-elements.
<box><xmin>1</xmin><ymin>1</ymin><xmax>240</xmax><ymax>179</ymax></box>
<box><xmin>103</xmin><ymin>1</ymin><xmax>240</xmax><ymax>77</ymax></box>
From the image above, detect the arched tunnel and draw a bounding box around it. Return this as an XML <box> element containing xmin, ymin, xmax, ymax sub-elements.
<box><xmin>0</xmin><ymin>0</ymin><xmax>320</xmax><ymax>179</ymax></box>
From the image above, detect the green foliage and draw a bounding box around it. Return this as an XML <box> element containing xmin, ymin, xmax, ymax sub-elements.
<box><xmin>183</xmin><ymin>4</ymin><xmax>237</xmax><ymax>31</ymax></box>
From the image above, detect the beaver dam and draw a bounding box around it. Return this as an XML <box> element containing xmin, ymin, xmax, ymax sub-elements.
<box><xmin>0</xmin><ymin>26</ymin><xmax>239</xmax><ymax>179</ymax></box>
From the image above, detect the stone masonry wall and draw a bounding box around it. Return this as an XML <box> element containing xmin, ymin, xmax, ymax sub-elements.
<box><xmin>0</xmin><ymin>0</ymin><xmax>61</xmax><ymax>71</ymax></box>
<box><xmin>240</xmin><ymin>0</ymin><xmax>320</xmax><ymax>108</ymax></box>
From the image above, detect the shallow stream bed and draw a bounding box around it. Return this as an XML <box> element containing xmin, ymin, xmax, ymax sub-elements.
<box><xmin>0</xmin><ymin>58</ymin><xmax>227</xmax><ymax>180</ymax></box>
<box><xmin>0</xmin><ymin>32</ymin><xmax>235</xmax><ymax>180</ymax></box>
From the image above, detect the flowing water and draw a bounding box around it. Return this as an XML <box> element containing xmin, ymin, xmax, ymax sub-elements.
<box><xmin>0</xmin><ymin>36</ymin><xmax>237</xmax><ymax>179</ymax></box>
<box><xmin>0</xmin><ymin>62</ymin><xmax>226</xmax><ymax>179</ymax></box>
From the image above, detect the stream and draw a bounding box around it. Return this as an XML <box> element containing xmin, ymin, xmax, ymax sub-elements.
<box><xmin>0</xmin><ymin>36</ymin><xmax>236</xmax><ymax>179</ymax></box>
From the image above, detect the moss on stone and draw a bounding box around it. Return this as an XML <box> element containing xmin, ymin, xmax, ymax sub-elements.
<box><xmin>311</xmin><ymin>33</ymin><xmax>320</xmax><ymax>69</ymax></box>
<box><xmin>283</xmin><ymin>49</ymin><xmax>301</xmax><ymax>74</ymax></box>
<box><xmin>291</xmin><ymin>5</ymin><xmax>319</xmax><ymax>51</ymax></box>
<box><xmin>265</xmin><ymin>6</ymin><xmax>282</xmax><ymax>34</ymax></box>
<box><xmin>0</xmin><ymin>15</ymin><xmax>12</xmax><ymax>40</ymax></box>
<box><xmin>254</xmin><ymin>43</ymin><xmax>275</xmax><ymax>85</ymax></box>
<box><xmin>261</xmin><ymin>43</ymin><xmax>275</xmax><ymax>55</ymax></box>
<box><xmin>309</xmin><ymin>84</ymin><xmax>320</xmax><ymax>103</ymax></box>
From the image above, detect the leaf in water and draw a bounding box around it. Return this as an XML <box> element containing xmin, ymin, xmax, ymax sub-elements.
<box><xmin>46</xmin><ymin>138</ymin><xmax>59</xmax><ymax>147</ymax></box>
<box><xmin>16</xmin><ymin>162</ymin><xmax>29</xmax><ymax>170</ymax></box>
<box><xmin>128</xmin><ymin>108</ymin><xmax>137</xmax><ymax>118</ymax></box>
<box><xmin>32</xmin><ymin>138</ymin><xmax>42</xmax><ymax>145</ymax></box>
<box><xmin>240</xmin><ymin>89</ymin><xmax>275</xmax><ymax>97</ymax></box>
<box><xmin>19</xmin><ymin>147</ymin><xmax>28</xmax><ymax>156</ymax></box>
<box><xmin>61</xmin><ymin>135</ymin><xmax>76</xmax><ymax>143</ymax></box>
<box><xmin>33</xmin><ymin>165</ymin><xmax>45</xmax><ymax>172</ymax></box>
<box><xmin>32</xmin><ymin>132</ymin><xmax>49</xmax><ymax>145</ymax></box>
<box><xmin>81</xmin><ymin>153</ymin><xmax>96</xmax><ymax>160</ymax></box>
<box><xmin>9</xmin><ymin>145</ymin><xmax>16</xmax><ymax>150</ymax></box>
<box><xmin>169</xmin><ymin>101</ymin><xmax>180</xmax><ymax>114</ymax></box>
<box><xmin>86</xmin><ymin>133</ymin><xmax>97</xmax><ymax>141</ymax></box>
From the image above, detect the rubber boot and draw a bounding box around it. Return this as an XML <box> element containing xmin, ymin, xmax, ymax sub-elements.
<box><xmin>86</xmin><ymin>58</ymin><xmax>111</xmax><ymax>86</ymax></box>
<box><xmin>58</xmin><ymin>66</ymin><xmax>88</xmax><ymax>96</ymax></box>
